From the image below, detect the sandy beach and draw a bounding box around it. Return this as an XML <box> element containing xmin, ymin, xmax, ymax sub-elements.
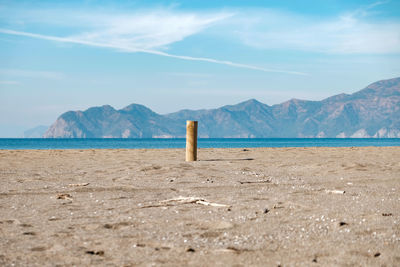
<box><xmin>0</xmin><ymin>147</ymin><xmax>399</xmax><ymax>266</ymax></box>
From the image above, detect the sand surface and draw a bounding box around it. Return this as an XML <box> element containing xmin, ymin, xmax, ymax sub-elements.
<box><xmin>0</xmin><ymin>147</ymin><xmax>399</xmax><ymax>266</ymax></box>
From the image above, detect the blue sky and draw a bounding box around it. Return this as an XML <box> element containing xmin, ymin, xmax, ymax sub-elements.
<box><xmin>0</xmin><ymin>0</ymin><xmax>400</xmax><ymax>136</ymax></box>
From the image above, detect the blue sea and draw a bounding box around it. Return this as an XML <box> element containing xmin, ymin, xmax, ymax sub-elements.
<box><xmin>0</xmin><ymin>138</ymin><xmax>399</xmax><ymax>149</ymax></box>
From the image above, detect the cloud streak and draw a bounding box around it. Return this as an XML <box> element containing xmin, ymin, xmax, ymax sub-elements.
<box><xmin>0</xmin><ymin>68</ymin><xmax>65</xmax><ymax>80</ymax></box>
<box><xmin>0</xmin><ymin>28</ymin><xmax>307</xmax><ymax>75</ymax></box>
<box><xmin>230</xmin><ymin>4</ymin><xmax>400</xmax><ymax>54</ymax></box>
<box><xmin>69</xmin><ymin>11</ymin><xmax>232</xmax><ymax>50</ymax></box>
<box><xmin>0</xmin><ymin>80</ymin><xmax>20</xmax><ymax>85</ymax></box>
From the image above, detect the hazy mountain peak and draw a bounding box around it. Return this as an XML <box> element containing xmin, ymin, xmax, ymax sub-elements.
<box><xmin>86</xmin><ymin>104</ymin><xmax>115</xmax><ymax>111</ymax></box>
<box><xmin>280</xmin><ymin>98</ymin><xmax>307</xmax><ymax>106</ymax></box>
<box><xmin>121</xmin><ymin>103</ymin><xmax>159</xmax><ymax>115</ymax></box>
<box><xmin>242</xmin><ymin>98</ymin><xmax>263</xmax><ymax>105</ymax></box>
<box><xmin>355</xmin><ymin>77</ymin><xmax>400</xmax><ymax>98</ymax></box>
<box><xmin>223</xmin><ymin>98</ymin><xmax>268</xmax><ymax>112</ymax></box>
<box><xmin>322</xmin><ymin>93</ymin><xmax>350</xmax><ymax>103</ymax></box>
<box><xmin>84</xmin><ymin>105</ymin><xmax>116</xmax><ymax>116</ymax></box>
<box><xmin>238</xmin><ymin>98</ymin><xmax>266</xmax><ymax>107</ymax></box>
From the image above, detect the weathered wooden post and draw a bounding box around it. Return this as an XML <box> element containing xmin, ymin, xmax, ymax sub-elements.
<box><xmin>186</xmin><ymin>121</ymin><xmax>198</xmax><ymax>161</ymax></box>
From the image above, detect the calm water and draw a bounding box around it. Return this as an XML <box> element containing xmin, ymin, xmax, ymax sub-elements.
<box><xmin>0</xmin><ymin>138</ymin><xmax>399</xmax><ymax>149</ymax></box>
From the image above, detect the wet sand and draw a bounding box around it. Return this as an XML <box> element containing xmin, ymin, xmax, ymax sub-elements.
<box><xmin>0</xmin><ymin>147</ymin><xmax>399</xmax><ymax>266</ymax></box>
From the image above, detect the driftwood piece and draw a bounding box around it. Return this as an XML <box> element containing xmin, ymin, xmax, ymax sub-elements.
<box><xmin>68</xmin><ymin>183</ymin><xmax>90</xmax><ymax>187</ymax></box>
<box><xmin>325</xmin><ymin>189</ymin><xmax>345</xmax><ymax>194</ymax></box>
<box><xmin>141</xmin><ymin>196</ymin><xmax>229</xmax><ymax>208</ymax></box>
<box><xmin>238</xmin><ymin>180</ymin><xmax>271</xmax><ymax>184</ymax></box>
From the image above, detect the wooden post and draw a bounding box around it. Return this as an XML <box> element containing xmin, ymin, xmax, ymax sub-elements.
<box><xmin>186</xmin><ymin>120</ymin><xmax>198</xmax><ymax>161</ymax></box>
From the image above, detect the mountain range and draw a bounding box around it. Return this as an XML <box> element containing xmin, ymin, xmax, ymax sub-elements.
<box><xmin>23</xmin><ymin>125</ymin><xmax>48</xmax><ymax>138</ymax></box>
<box><xmin>43</xmin><ymin>77</ymin><xmax>400</xmax><ymax>138</ymax></box>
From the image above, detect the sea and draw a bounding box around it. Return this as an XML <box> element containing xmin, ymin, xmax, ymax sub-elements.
<box><xmin>0</xmin><ymin>138</ymin><xmax>399</xmax><ymax>150</ymax></box>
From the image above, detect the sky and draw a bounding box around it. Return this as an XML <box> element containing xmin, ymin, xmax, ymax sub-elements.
<box><xmin>0</xmin><ymin>0</ymin><xmax>400</xmax><ymax>137</ymax></box>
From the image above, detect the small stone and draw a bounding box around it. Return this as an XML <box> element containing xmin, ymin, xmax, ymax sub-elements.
<box><xmin>19</xmin><ymin>223</ymin><xmax>33</xmax><ymax>228</ymax></box>
<box><xmin>104</xmin><ymin>224</ymin><xmax>113</xmax><ymax>229</ymax></box>
<box><xmin>31</xmin><ymin>246</ymin><xmax>46</xmax><ymax>252</ymax></box>
<box><xmin>23</xmin><ymin>232</ymin><xmax>36</xmax><ymax>235</ymax></box>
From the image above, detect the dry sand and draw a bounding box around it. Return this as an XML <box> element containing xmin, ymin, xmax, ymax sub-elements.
<box><xmin>0</xmin><ymin>147</ymin><xmax>399</xmax><ymax>266</ymax></box>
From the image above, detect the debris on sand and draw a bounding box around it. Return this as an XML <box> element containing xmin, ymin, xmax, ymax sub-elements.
<box><xmin>160</xmin><ymin>196</ymin><xmax>229</xmax><ymax>207</ymax></box>
<box><xmin>56</xmin><ymin>193</ymin><xmax>73</xmax><ymax>200</ymax></box>
<box><xmin>142</xmin><ymin>196</ymin><xmax>229</xmax><ymax>208</ymax></box>
<box><xmin>23</xmin><ymin>232</ymin><xmax>36</xmax><ymax>236</ymax></box>
<box><xmin>325</xmin><ymin>189</ymin><xmax>345</xmax><ymax>194</ymax></box>
<box><xmin>217</xmin><ymin>246</ymin><xmax>251</xmax><ymax>254</ymax></box>
<box><xmin>85</xmin><ymin>250</ymin><xmax>104</xmax><ymax>256</ymax></box>
<box><xmin>68</xmin><ymin>183</ymin><xmax>89</xmax><ymax>187</ymax></box>
<box><xmin>238</xmin><ymin>180</ymin><xmax>271</xmax><ymax>185</ymax></box>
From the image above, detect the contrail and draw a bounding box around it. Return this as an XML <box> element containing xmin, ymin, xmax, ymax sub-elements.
<box><xmin>0</xmin><ymin>28</ymin><xmax>308</xmax><ymax>76</ymax></box>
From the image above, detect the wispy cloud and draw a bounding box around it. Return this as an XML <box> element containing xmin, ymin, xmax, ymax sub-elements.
<box><xmin>0</xmin><ymin>80</ymin><xmax>20</xmax><ymax>85</ymax></box>
<box><xmin>230</xmin><ymin>3</ymin><xmax>400</xmax><ymax>54</ymax></box>
<box><xmin>69</xmin><ymin>11</ymin><xmax>232</xmax><ymax>51</ymax></box>
<box><xmin>0</xmin><ymin>5</ymin><xmax>308</xmax><ymax>75</ymax></box>
<box><xmin>166</xmin><ymin>72</ymin><xmax>214</xmax><ymax>78</ymax></box>
<box><xmin>0</xmin><ymin>28</ymin><xmax>307</xmax><ymax>76</ymax></box>
<box><xmin>347</xmin><ymin>0</ymin><xmax>389</xmax><ymax>18</ymax></box>
<box><xmin>0</xmin><ymin>69</ymin><xmax>65</xmax><ymax>80</ymax></box>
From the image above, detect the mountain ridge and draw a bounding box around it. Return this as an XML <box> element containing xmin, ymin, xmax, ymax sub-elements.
<box><xmin>43</xmin><ymin>77</ymin><xmax>400</xmax><ymax>138</ymax></box>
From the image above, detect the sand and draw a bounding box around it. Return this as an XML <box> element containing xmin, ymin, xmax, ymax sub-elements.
<box><xmin>0</xmin><ymin>147</ymin><xmax>399</xmax><ymax>266</ymax></box>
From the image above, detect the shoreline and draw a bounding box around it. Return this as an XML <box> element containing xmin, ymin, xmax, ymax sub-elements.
<box><xmin>0</xmin><ymin>144</ymin><xmax>400</xmax><ymax>152</ymax></box>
